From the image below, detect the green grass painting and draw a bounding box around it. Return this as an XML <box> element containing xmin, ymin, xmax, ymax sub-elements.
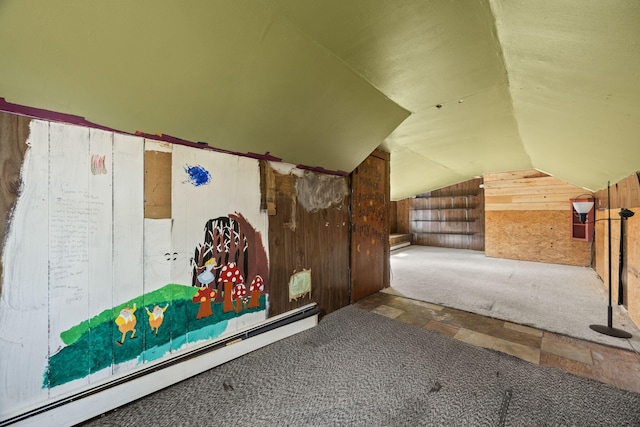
<box><xmin>44</xmin><ymin>284</ymin><xmax>266</xmax><ymax>388</ymax></box>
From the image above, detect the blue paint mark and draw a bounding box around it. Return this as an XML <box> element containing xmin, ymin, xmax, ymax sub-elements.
<box><xmin>184</xmin><ymin>164</ymin><xmax>211</xmax><ymax>187</ymax></box>
<box><xmin>138</xmin><ymin>320</ymin><xmax>229</xmax><ymax>363</ymax></box>
<box><xmin>140</xmin><ymin>342</ymin><xmax>171</xmax><ymax>363</ymax></box>
<box><xmin>186</xmin><ymin>320</ymin><xmax>228</xmax><ymax>343</ymax></box>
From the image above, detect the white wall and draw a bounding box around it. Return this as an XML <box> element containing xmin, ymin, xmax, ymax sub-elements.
<box><xmin>0</xmin><ymin>120</ymin><xmax>269</xmax><ymax>421</ymax></box>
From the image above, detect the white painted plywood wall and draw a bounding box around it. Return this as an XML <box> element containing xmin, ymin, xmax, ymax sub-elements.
<box><xmin>0</xmin><ymin>119</ymin><xmax>269</xmax><ymax>422</ymax></box>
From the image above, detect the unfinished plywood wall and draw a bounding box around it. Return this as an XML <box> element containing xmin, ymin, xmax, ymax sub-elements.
<box><xmin>410</xmin><ymin>178</ymin><xmax>484</xmax><ymax>250</ymax></box>
<box><xmin>593</xmin><ymin>173</ymin><xmax>640</xmax><ymax>328</ymax></box>
<box><xmin>264</xmin><ymin>162</ymin><xmax>350</xmax><ymax>317</ymax></box>
<box><xmin>484</xmin><ymin>170</ymin><xmax>591</xmax><ymax>266</ymax></box>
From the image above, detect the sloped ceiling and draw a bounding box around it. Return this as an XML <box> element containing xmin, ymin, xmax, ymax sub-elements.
<box><xmin>0</xmin><ymin>1</ymin><xmax>638</xmax><ymax>200</ymax></box>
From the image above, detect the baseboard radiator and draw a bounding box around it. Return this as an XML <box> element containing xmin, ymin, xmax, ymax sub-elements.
<box><xmin>2</xmin><ymin>303</ymin><xmax>319</xmax><ymax>427</ymax></box>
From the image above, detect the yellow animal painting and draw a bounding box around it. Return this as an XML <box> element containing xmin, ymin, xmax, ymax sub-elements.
<box><xmin>115</xmin><ymin>303</ymin><xmax>137</xmax><ymax>346</ymax></box>
<box><xmin>146</xmin><ymin>304</ymin><xmax>169</xmax><ymax>335</ymax></box>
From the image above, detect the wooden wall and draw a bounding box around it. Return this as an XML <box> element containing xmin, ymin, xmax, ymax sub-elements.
<box><xmin>409</xmin><ymin>178</ymin><xmax>484</xmax><ymax>250</ymax></box>
<box><xmin>0</xmin><ymin>112</ymin><xmax>31</xmax><ymax>293</ymax></box>
<box><xmin>484</xmin><ymin>170</ymin><xmax>591</xmax><ymax>266</ymax></box>
<box><xmin>593</xmin><ymin>173</ymin><xmax>640</xmax><ymax>328</ymax></box>
<box><xmin>351</xmin><ymin>149</ymin><xmax>390</xmax><ymax>301</ymax></box>
<box><xmin>389</xmin><ymin>201</ymin><xmax>398</xmax><ymax>234</ymax></box>
<box><xmin>264</xmin><ymin>163</ymin><xmax>350</xmax><ymax>317</ymax></box>
<box><xmin>396</xmin><ymin>198</ymin><xmax>411</xmax><ymax>235</ymax></box>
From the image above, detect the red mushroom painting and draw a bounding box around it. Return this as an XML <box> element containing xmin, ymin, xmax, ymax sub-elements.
<box><xmin>232</xmin><ymin>283</ymin><xmax>247</xmax><ymax>312</ymax></box>
<box><xmin>219</xmin><ymin>262</ymin><xmax>244</xmax><ymax>313</ymax></box>
<box><xmin>192</xmin><ymin>287</ymin><xmax>217</xmax><ymax>319</ymax></box>
<box><xmin>248</xmin><ymin>275</ymin><xmax>264</xmax><ymax>308</ymax></box>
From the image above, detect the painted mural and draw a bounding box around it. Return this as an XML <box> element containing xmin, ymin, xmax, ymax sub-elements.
<box><xmin>43</xmin><ymin>213</ymin><xmax>268</xmax><ymax>388</ymax></box>
<box><xmin>0</xmin><ymin>119</ymin><xmax>269</xmax><ymax>419</ymax></box>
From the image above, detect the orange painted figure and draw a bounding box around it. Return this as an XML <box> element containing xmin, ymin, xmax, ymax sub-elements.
<box><xmin>146</xmin><ymin>304</ymin><xmax>169</xmax><ymax>335</ymax></box>
<box><xmin>115</xmin><ymin>303</ymin><xmax>137</xmax><ymax>346</ymax></box>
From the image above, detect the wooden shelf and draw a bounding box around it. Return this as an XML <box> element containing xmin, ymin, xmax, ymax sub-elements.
<box><xmin>408</xmin><ymin>177</ymin><xmax>484</xmax><ymax>251</ymax></box>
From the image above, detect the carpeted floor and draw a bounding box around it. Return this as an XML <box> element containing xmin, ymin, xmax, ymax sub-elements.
<box><xmin>386</xmin><ymin>246</ymin><xmax>640</xmax><ymax>352</ymax></box>
<box><xmin>82</xmin><ymin>305</ymin><xmax>640</xmax><ymax>426</ymax></box>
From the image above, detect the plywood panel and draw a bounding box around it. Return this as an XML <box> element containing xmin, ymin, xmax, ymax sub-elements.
<box><xmin>484</xmin><ymin>170</ymin><xmax>591</xmax><ymax>212</ymax></box>
<box><xmin>483</xmin><ymin>170</ymin><xmax>549</xmax><ymax>183</ymax></box>
<box><xmin>0</xmin><ymin>119</ymin><xmax>50</xmax><ymax>414</ymax></box>
<box><xmin>484</xmin><ymin>178</ymin><xmax>576</xmax><ymax>192</ymax></box>
<box><xmin>112</xmin><ymin>133</ymin><xmax>145</xmax><ymax>373</ymax></box>
<box><xmin>486</xmin><ymin>202</ymin><xmax>576</xmax><ymax>211</ymax></box>
<box><xmin>144</xmin><ymin>148</ymin><xmax>172</xmax><ymax>219</ymax></box>
<box><xmin>484</xmin><ymin>170</ymin><xmax>593</xmax><ymax>265</ymax></box>
<box><xmin>597</xmin><ymin>173</ymin><xmax>640</xmax><ymax>326</ymax></box>
<box><xmin>486</xmin><ymin>193</ymin><xmax>587</xmax><ymax>204</ymax></box>
<box><xmin>143</xmin><ymin>218</ymin><xmax>173</xmax><ymax>361</ymax></box>
<box><xmin>0</xmin><ymin>116</ymin><xmax>274</xmax><ymax>419</ymax></box>
<box><xmin>625</xmin><ymin>212</ymin><xmax>640</xmax><ymax>327</ymax></box>
<box><xmin>594</xmin><ymin>208</ymin><xmax>631</xmax><ymax>315</ymax></box>
<box><xmin>87</xmin><ymin>128</ymin><xmax>114</xmax><ymax>384</ymax></box>
<box><xmin>48</xmin><ymin>122</ymin><xmax>91</xmax><ymax>396</ymax></box>
<box><xmin>594</xmin><ymin>174</ymin><xmax>640</xmax><ymax>210</ymax></box>
<box><xmin>485</xmin><ymin>210</ymin><xmax>591</xmax><ymax>266</ymax></box>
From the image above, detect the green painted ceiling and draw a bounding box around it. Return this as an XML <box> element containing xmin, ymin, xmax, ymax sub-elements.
<box><xmin>1</xmin><ymin>0</ymin><xmax>639</xmax><ymax>200</ymax></box>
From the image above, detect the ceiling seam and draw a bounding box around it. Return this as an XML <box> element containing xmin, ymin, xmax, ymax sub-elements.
<box><xmin>487</xmin><ymin>0</ymin><xmax>533</xmax><ymax>170</ymax></box>
<box><xmin>390</xmin><ymin>143</ymin><xmax>463</xmax><ymax>177</ymax></box>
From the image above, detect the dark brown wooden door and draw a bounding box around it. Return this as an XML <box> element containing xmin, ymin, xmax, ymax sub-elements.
<box><xmin>351</xmin><ymin>150</ymin><xmax>390</xmax><ymax>302</ymax></box>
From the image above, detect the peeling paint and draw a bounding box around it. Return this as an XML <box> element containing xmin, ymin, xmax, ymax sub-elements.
<box><xmin>296</xmin><ymin>172</ymin><xmax>348</xmax><ymax>213</ymax></box>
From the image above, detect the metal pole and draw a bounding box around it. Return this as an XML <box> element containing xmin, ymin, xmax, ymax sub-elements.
<box><xmin>607</xmin><ymin>182</ymin><xmax>612</xmax><ymax>328</ymax></box>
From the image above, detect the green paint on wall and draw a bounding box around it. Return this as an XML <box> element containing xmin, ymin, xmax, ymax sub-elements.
<box><xmin>60</xmin><ymin>284</ymin><xmax>195</xmax><ymax>346</ymax></box>
<box><xmin>44</xmin><ymin>292</ymin><xmax>266</xmax><ymax>388</ymax></box>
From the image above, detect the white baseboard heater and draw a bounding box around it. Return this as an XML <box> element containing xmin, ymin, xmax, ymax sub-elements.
<box><xmin>2</xmin><ymin>303</ymin><xmax>319</xmax><ymax>427</ymax></box>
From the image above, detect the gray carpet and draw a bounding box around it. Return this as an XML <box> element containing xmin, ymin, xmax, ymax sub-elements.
<box><xmin>387</xmin><ymin>246</ymin><xmax>640</xmax><ymax>352</ymax></box>
<box><xmin>83</xmin><ymin>305</ymin><xmax>640</xmax><ymax>426</ymax></box>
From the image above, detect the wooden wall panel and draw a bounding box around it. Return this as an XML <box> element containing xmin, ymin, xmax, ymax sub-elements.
<box><xmin>593</xmin><ymin>174</ymin><xmax>640</xmax><ymax>210</ymax></box>
<box><xmin>87</xmin><ymin>128</ymin><xmax>114</xmax><ymax>384</ymax></box>
<box><xmin>484</xmin><ymin>170</ymin><xmax>591</xmax><ymax>266</ymax></box>
<box><xmin>351</xmin><ymin>150</ymin><xmax>390</xmax><ymax>301</ymax></box>
<box><xmin>396</xmin><ymin>198</ymin><xmax>411</xmax><ymax>235</ymax></box>
<box><xmin>592</xmin><ymin>173</ymin><xmax>640</xmax><ymax>329</ymax></box>
<box><xmin>485</xmin><ymin>171</ymin><xmax>591</xmax><ymax>211</ymax></box>
<box><xmin>48</xmin><ymin>122</ymin><xmax>92</xmax><ymax>396</ymax></box>
<box><xmin>389</xmin><ymin>201</ymin><xmax>398</xmax><ymax>234</ymax></box>
<box><xmin>625</xmin><ymin>213</ymin><xmax>640</xmax><ymax>327</ymax></box>
<box><xmin>410</xmin><ymin>177</ymin><xmax>484</xmax><ymax>251</ymax></box>
<box><xmin>0</xmin><ymin>112</ymin><xmax>30</xmax><ymax>293</ymax></box>
<box><xmin>267</xmin><ymin>166</ymin><xmax>350</xmax><ymax>317</ymax></box>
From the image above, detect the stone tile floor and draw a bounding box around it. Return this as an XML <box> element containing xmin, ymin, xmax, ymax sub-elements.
<box><xmin>354</xmin><ymin>291</ymin><xmax>640</xmax><ymax>394</ymax></box>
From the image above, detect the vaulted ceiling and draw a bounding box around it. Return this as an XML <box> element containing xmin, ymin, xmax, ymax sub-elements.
<box><xmin>1</xmin><ymin>1</ymin><xmax>639</xmax><ymax>200</ymax></box>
